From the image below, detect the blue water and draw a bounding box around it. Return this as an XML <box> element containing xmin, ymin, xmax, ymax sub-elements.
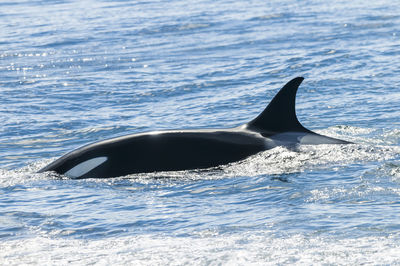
<box><xmin>1</xmin><ymin>0</ymin><xmax>400</xmax><ymax>264</ymax></box>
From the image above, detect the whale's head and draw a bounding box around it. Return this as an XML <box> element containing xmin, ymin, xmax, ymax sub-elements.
<box><xmin>39</xmin><ymin>156</ymin><xmax>109</xmax><ymax>179</ymax></box>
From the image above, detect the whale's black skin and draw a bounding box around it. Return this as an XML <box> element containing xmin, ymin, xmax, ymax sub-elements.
<box><xmin>39</xmin><ymin>77</ymin><xmax>350</xmax><ymax>178</ymax></box>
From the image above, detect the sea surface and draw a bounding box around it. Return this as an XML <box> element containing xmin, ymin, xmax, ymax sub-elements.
<box><xmin>1</xmin><ymin>0</ymin><xmax>400</xmax><ymax>264</ymax></box>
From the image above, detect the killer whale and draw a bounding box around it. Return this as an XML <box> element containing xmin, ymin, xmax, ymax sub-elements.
<box><xmin>39</xmin><ymin>77</ymin><xmax>350</xmax><ymax>178</ymax></box>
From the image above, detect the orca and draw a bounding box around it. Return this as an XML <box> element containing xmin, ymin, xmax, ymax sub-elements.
<box><xmin>38</xmin><ymin>77</ymin><xmax>350</xmax><ymax>179</ymax></box>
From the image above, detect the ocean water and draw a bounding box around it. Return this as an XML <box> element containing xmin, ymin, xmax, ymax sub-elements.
<box><xmin>1</xmin><ymin>0</ymin><xmax>400</xmax><ymax>264</ymax></box>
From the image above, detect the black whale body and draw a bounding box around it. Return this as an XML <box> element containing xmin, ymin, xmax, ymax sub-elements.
<box><xmin>39</xmin><ymin>77</ymin><xmax>350</xmax><ymax>178</ymax></box>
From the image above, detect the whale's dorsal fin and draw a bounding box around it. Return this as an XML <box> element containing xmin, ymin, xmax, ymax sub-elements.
<box><xmin>246</xmin><ymin>77</ymin><xmax>310</xmax><ymax>133</ymax></box>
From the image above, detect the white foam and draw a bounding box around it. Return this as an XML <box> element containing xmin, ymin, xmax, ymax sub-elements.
<box><xmin>1</xmin><ymin>232</ymin><xmax>400</xmax><ymax>265</ymax></box>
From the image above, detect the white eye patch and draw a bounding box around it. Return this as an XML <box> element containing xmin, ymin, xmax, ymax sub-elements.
<box><xmin>65</xmin><ymin>157</ymin><xmax>108</xmax><ymax>178</ymax></box>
